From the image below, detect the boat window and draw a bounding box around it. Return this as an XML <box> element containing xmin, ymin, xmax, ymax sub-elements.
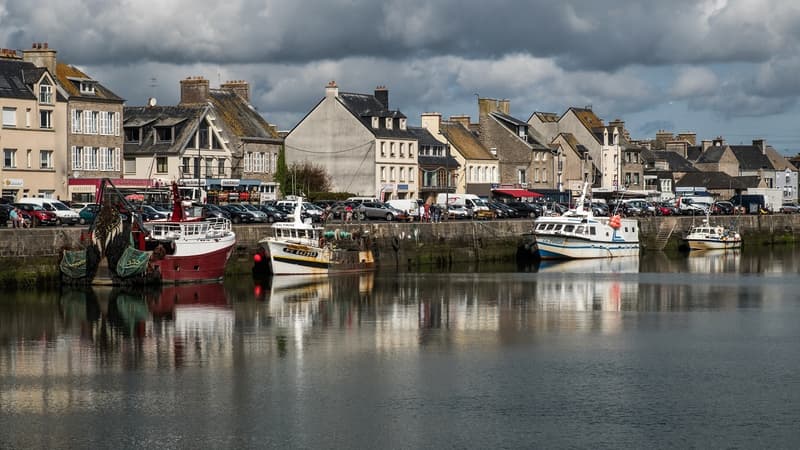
<box><xmin>575</xmin><ymin>226</ymin><xmax>584</xmax><ymax>234</ymax></box>
<box><xmin>589</xmin><ymin>227</ymin><xmax>596</xmax><ymax>235</ymax></box>
<box><xmin>545</xmin><ymin>224</ymin><xmax>554</xmax><ymax>231</ymax></box>
<box><xmin>535</xmin><ymin>223</ymin><xmax>545</xmax><ymax>231</ymax></box>
<box><xmin>563</xmin><ymin>225</ymin><xmax>574</xmax><ymax>233</ymax></box>
<box><xmin>553</xmin><ymin>225</ymin><xmax>563</xmax><ymax>231</ymax></box>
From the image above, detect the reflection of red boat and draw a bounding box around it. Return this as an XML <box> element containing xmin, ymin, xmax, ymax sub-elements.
<box><xmin>147</xmin><ymin>283</ymin><xmax>229</xmax><ymax>318</ymax></box>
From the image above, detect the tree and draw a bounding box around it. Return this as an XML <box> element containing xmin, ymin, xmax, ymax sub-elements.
<box><xmin>274</xmin><ymin>146</ymin><xmax>289</xmax><ymax>197</ymax></box>
<box><xmin>286</xmin><ymin>161</ymin><xmax>332</xmax><ymax>196</ymax></box>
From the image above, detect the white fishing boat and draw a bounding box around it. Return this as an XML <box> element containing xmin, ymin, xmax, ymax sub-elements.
<box><xmin>683</xmin><ymin>215</ymin><xmax>742</xmax><ymax>251</ymax></box>
<box><xmin>532</xmin><ymin>183</ymin><xmax>640</xmax><ymax>259</ymax></box>
<box><xmin>252</xmin><ymin>198</ymin><xmax>375</xmax><ymax>276</ymax></box>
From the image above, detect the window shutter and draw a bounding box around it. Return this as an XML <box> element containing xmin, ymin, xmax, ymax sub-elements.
<box><xmin>114</xmin><ymin>112</ymin><xmax>120</xmax><ymax>136</ymax></box>
<box><xmin>114</xmin><ymin>148</ymin><xmax>120</xmax><ymax>171</ymax></box>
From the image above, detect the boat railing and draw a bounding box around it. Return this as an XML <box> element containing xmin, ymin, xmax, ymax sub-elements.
<box><xmin>148</xmin><ymin>218</ymin><xmax>233</xmax><ymax>240</ymax></box>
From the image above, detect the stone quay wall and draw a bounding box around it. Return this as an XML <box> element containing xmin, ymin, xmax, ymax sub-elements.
<box><xmin>1</xmin><ymin>214</ymin><xmax>799</xmax><ymax>285</ymax></box>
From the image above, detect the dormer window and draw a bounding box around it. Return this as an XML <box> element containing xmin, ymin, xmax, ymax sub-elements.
<box><xmin>156</xmin><ymin>126</ymin><xmax>173</xmax><ymax>143</ymax></box>
<box><xmin>372</xmin><ymin>117</ymin><xmax>379</xmax><ymax>129</ymax></box>
<box><xmin>39</xmin><ymin>83</ymin><xmax>53</xmax><ymax>104</ymax></box>
<box><xmin>385</xmin><ymin>118</ymin><xmax>393</xmax><ymax>130</ymax></box>
<box><xmin>125</xmin><ymin>127</ymin><xmax>141</xmax><ymax>143</ymax></box>
<box><xmin>80</xmin><ymin>81</ymin><xmax>96</xmax><ymax>94</ymax></box>
<box><xmin>399</xmin><ymin>118</ymin><xmax>406</xmax><ymax>130</ymax></box>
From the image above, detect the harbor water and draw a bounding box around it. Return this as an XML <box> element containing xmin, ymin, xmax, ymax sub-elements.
<box><xmin>2</xmin><ymin>248</ymin><xmax>800</xmax><ymax>448</ymax></box>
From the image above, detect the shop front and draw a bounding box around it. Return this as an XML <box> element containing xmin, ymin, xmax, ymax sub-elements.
<box><xmin>68</xmin><ymin>178</ymin><xmax>153</xmax><ymax>202</ymax></box>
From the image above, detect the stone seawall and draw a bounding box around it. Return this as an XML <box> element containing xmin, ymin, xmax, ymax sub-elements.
<box><xmin>1</xmin><ymin>215</ymin><xmax>798</xmax><ymax>285</ymax></box>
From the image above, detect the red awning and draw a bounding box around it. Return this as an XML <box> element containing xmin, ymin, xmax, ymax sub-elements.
<box><xmin>492</xmin><ymin>189</ymin><xmax>543</xmax><ymax>198</ymax></box>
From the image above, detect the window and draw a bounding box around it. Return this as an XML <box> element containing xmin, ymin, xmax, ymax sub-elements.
<box><xmin>156</xmin><ymin>156</ymin><xmax>168</xmax><ymax>173</ymax></box>
<box><xmin>380</xmin><ymin>166</ymin><xmax>386</xmax><ymax>181</ymax></box>
<box><xmin>40</xmin><ymin>110</ymin><xmax>52</xmax><ymax>129</ymax></box>
<box><xmin>198</xmin><ymin>122</ymin><xmax>209</xmax><ymax>148</ymax></box>
<box><xmin>156</xmin><ymin>127</ymin><xmax>173</xmax><ymax>143</ymax></box>
<box><xmin>124</xmin><ymin>127</ymin><xmax>140</xmax><ymax>143</ymax></box>
<box><xmin>534</xmin><ymin>152</ymin><xmax>540</xmax><ymax>162</ymax></box>
<box><xmin>534</xmin><ymin>168</ymin><xmax>540</xmax><ymax>183</ymax></box>
<box><xmin>182</xmin><ymin>157</ymin><xmax>191</xmax><ymax>175</ymax></box>
<box><xmin>390</xmin><ymin>143</ymin><xmax>395</xmax><ymax>157</ymax></box>
<box><xmin>80</xmin><ymin>81</ymin><xmax>95</xmax><ymax>94</ymax></box>
<box><xmin>2</xmin><ymin>107</ymin><xmax>16</xmax><ymax>127</ymax></box>
<box><xmin>542</xmin><ymin>152</ymin><xmax>547</xmax><ymax>162</ymax></box>
<box><xmin>400</xmin><ymin>167</ymin><xmax>405</xmax><ymax>181</ymax></box>
<box><xmin>372</xmin><ymin>117</ymin><xmax>379</xmax><ymax>129</ymax></box>
<box><xmin>40</xmin><ymin>150</ymin><xmax>53</xmax><ymax>169</ymax></box>
<box><xmin>625</xmin><ymin>173</ymin><xmax>632</xmax><ymax>185</ymax></box>
<box><xmin>218</xmin><ymin>159</ymin><xmax>226</xmax><ymax>176</ymax></box>
<box><xmin>380</xmin><ymin>142</ymin><xmax>386</xmax><ymax>157</ymax></box>
<box><xmin>86</xmin><ymin>147</ymin><xmax>98</xmax><ymax>170</ymax></box>
<box><xmin>4</xmin><ymin>149</ymin><xmax>16</xmax><ymax>168</ymax></box>
<box><xmin>400</xmin><ymin>143</ymin><xmax>405</xmax><ymax>157</ymax></box>
<box><xmin>26</xmin><ymin>149</ymin><xmax>31</xmax><ymax>168</ymax></box>
<box><xmin>409</xmin><ymin>143</ymin><xmax>414</xmax><ymax>158</ymax></box>
<box><xmin>518</xmin><ymin>169</ymin><xmax>527</xmax><ymax>184</ymax></box>
<box><xmin>206</xmin><ymin>157</ymin><xmax>214</xmax><ymax>176</ymax></box>
<box><xmin>386</xmin><ymin>118</ymin><xmax>393</xmax><ymax>129</ymax></box>
<box><xmin>408</xmin><ymin>168</ymin><xmax>414</xmax><ymax>182</ymax></box>
<box><xmin>124</xmin><ymin>159</ymin><xmax>136</xmax><ymax>174</ymax></box>
<box><xmin>84</xmin><ymin>111</ymin><xmax>98</xmax><ymax>134</ymax></box>
<box><xmin>25</xmin><ymin>109</ymin><xmax>30</xmax><ymax>127</ymax></box>
<box><xmin>633</xmin><ymin>173</ymin><xmax>640</xmax><ymax>185</ymax></box>
<box><xmin>390</xmin><ymin>167</ymin><xmax>395</xmax><ymax>181</ymax></box>
<box><xmin>39</xmin><ymin>84</ymin><xmax>53</xmax><ymax>104</ymax></box>
<box><xmin>72</xmin><ymin>110</ymin><xmax>83</xmax><ymax>133</ymax></box>
<box><xmin>542</xmin><ymin>168</ymin><xmax>547</xmax><ymax>183</ymax></box>
<box><xmin>71</xmin><ymin>147</ymin><xmax>83</xmax><ymax>169</ymax></box>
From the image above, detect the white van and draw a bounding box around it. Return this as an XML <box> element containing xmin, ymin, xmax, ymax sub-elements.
<box><xmin>345</xmin><ymin>196</ymin><xmax>381</xmax><ymax>204</ymax></box>
<box><xmin>435</xmin><ymin>193</ymin><xmax>494</xmax><ymax>219</ymax></box>
<box><xmin>17</xmin><ymin>197</ymin><xmax>80</xmax><ymax>225</ymax></box>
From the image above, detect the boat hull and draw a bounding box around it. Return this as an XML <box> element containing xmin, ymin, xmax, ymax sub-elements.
<box><xmin>151</xmin><ymin>241</ymin><xmax>235</xmax><ymax>283</ymax></box>
<box><xmin>535</xmin><ymin>235</ymin><xmax>640</xmax><ymax>259</ymax></box>
<box><xmin>685</xmin><ymin>238</ymin><xmax>742</xmax><ymax>251</ymax></box>
<box><xmin>264</xmin><ymin>240</ymin><xmax>374</xmax><ymax>275</ymax></box>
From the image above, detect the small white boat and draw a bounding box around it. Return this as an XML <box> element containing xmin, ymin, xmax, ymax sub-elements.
<box><xmin>253</xmin><ymin>198</ymin><xmax>375</xmax><ymax>276</ymax></box>
<box><xmin>683</xmin><ymin>217</ymin><xmax>742</xmax><ymax>251</ymax></box>
<box><xmin>533</xmin><ymin>183</ymin><xmax>640</xmax><ymax>259</ymax></box>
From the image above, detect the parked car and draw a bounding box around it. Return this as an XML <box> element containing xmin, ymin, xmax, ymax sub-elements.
<box><xmin>656</xmin><ymin>201</ymin><xmax>680</xmax><ymax>216</ymax></box>
<box><xmin>136</xmin><ymin>205</ymin><xmax>169</xmax><ymax>221</ymax></box>
<box><xmin>240</xmin><ymin>203</ymin><xmax>269</xmax><ymax>222</ymax></box>
<box><xmin>356</xmin><ymin>202</ymin><xmax>407</xmax><ymax>221</ymax></box>
<box><xmin>257</xmin><ymin>204</ymin><xmax>288</xmax><ymax>223</ymax></box>
<box><xmin>78</xmin><ymin>204</ymin><xmax>101</xmax><ymax>224</ymax></box>
<box><xmin>714</xmin><ymin>201</ymin><xmax>736</xmax><ymax>215</ymax></box>
<box><xmin>220</xmin><ymin>204</ymin><xmax>256</xmax><ymax>224</ymax></box>
<box><xmin>779</xmin><ymin>202</ymin><xmax>800</xmax><ymax>214</ymax></box>
<box><xmin>14</xmin><ymin>203</ymin><xmax>58</xmax><ymax>227</ymax></box>
<box><xmin>201</xmin><ymin>203</ymin><xmax>231</xmax><ymax>220</ymax></box>
<box><xmin>494</xmin><ymin>202</ymin><xmax>520</xmax><ymax>218</ymax></box>
<box><xmin>446</xmin><ymin>204</ymin><xmax>472</xmax><ymax>220</ymax></box>
<box><xmin>507</xmin><ymin>201</ymin><xmax>542</xmax><ymax>218</ymax></box>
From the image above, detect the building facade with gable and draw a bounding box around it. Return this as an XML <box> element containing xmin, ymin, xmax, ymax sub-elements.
<box><xmin>285</xmin><ymin>82</ymin><xmax>418</xmax><ymax>200</ymax></box>
<box><xmin>0</xmin><ymin>47</ymin><xmax>67</xmax><ymax>201</ymax></box>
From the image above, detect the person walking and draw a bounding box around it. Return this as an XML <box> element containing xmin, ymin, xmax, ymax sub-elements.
<box><xmin>9</xmin><ymin>207</ymin><xmax>19</xmax><ymax>228</ymax></box>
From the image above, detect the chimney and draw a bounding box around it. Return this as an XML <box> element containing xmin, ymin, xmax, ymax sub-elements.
<box><xmin>22</xmin><ymin>42</ymin><xmax>57</xmax><ymax>75</ymax></box>
<box><xmin>753</xmin><ymin>139</ymin><xmax>766</xmax><ymax>154</ymax></box>
<box><xmin>221</xmin><ymin>79</ymin><xmax>249</xmax><ymax>102</ymax></box>
<box><xmin>448</xmin><ymin>115</ymin><xmax>471</xmax><ymax>129</ymax></box>
<box><xmin>609</xmin><ymin>119</ymin><xmax>625</xmax><ymax>130</ymax></box>
<box><xmin>0</xmin><ymin>48</ymin><xmax>21</xmax><ymax>60</ymax></box>
<box><xmin>676</xmin><ymin>132</ymin><xmax>696</xmax><ymax>145</ymax></box>
<box><xmin>421</xmin><ymin>112</ymin><xmax>442</xmax><ymax>135</ymax></box>
<box><xmin>713</xmin><ymin>136</ymin><xmax>725</xmax><ymax>147</ymax></box>
<box><xmin>499</xmin><ymin>99</ymin><xmax>510</xmax><ymax>115</ymax></box>
<box><xmin>478</xmin><ymin>97</ymin><xmax>506</xmax><ymax>117</ymax></box>
<box><xmin>701</xmin><ymin>139</ymin><xmax>712</xmax><ymax>151</ymax></box>
<box><xmin>374</xmin><ymin>85</ymin><xmax>388</xmax><ymax>109</ymax></box>
<box><xmin>179</xmin><ymin>76</ymin><xmax>210</xmax><ymax>104</ymax></box>
<box><xmin>325</xmin><ymin>80</ymin><xmax>339</xmax><ymax>99</ymax></box>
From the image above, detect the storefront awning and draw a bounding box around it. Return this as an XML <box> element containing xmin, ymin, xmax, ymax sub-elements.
<box><xmin>492</xmin><ymin>189</ymin><xmax>543</xmax><ymax>198</ymax></box>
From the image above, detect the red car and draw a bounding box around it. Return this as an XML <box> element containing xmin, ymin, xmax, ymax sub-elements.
<box><xmin>13</xmin><ymin>203</ymin><xmax>58</xmax><ymax>226</ymax></box>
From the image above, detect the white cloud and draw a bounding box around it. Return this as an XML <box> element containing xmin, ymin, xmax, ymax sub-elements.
<box><xmin>671</xmin><ymin>67</ymin><xmax>719</xmax><ymax>98</ymax></box>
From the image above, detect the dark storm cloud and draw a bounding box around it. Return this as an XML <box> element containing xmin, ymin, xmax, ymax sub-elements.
<box><xmin>4</xmin><ymin>0</ymin><xmax>800</xmax><ymax>138</ymax></box>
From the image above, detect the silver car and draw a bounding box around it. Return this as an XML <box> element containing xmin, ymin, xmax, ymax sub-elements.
<box><xmin>241</xmin><ymin>203</ymin><xmax>269</xmax><ymax>222</ymax></box>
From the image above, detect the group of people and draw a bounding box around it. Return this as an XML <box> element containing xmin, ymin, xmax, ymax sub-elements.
<box><xmin>417</xmin><ymin>203</ymin><xmax>446</xmax><ymax>222</ymax></box>
<box><xmin>8</xmin><ymin>207</ymin><xmax>28</xmax><ymax>228</ymax></box>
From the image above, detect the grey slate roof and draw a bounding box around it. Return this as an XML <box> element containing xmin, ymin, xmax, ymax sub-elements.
<box><xmin>675</xmin><ymin>171</ymin><xmax>751</xmax><ymax>189</ymax></box>
<box><xmin>730</xmin><ymin>145</ymin><xmax>774</xmax><ymax>171</ymax></box>
<box><xmin>696</xmin><ymin>145</ymin><xmax>727</xmax><ymax>163</ymax></box>
<box><xmin>0</xmin><ymin>59</ymin><xmax>42</xmax><ymax>100</ymax></box>
<box><xmin>408</xmin><ymin>126</ymin><xmax>459</xmax><ymax>168</ymax></box>
<box><xmin>652</xmin><ymin>151</ymin><xmax>697</xmax><ymax>172</ymax></box>
<box><xmin>337</xmin><ymin>92</ymin><xmax>414</xmax><ymax>140</ymax></box>
<box><xmin>123</xmin><ymin>105</ymin><xmax>207</xmax><ymax>156</ymax></box>
<box><xmin>489</xmin><ymin>111</ymin><xmax>549</xmax><ymax>150</ymax></box>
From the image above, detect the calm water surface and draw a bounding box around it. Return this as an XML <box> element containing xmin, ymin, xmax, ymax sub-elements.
<box><xmin>2</xmin><ymin>248</ymin><xmax>800</xmax><ymax>449</ymax></box>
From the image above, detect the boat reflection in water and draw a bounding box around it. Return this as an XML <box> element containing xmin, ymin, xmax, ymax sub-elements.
<box><xmin>686</xmin><ymin>249</ymin><xmax>741</xmax><ymax>273</ymax></box>
<box><xmin>532</xmin><ymin>256</ymin><xmax>640</xmax><ymax>312</ymax></box>
<box><xmin>254</xmin><ymin>273</ymin><xmax>375</xmax><ymax>327</ymax></box>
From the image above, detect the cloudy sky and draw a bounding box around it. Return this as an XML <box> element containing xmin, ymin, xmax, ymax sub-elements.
<box><xmin>3</xmin><ymin>0</ymin><xmax>800</xmax><ymax>153</ymax></box>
